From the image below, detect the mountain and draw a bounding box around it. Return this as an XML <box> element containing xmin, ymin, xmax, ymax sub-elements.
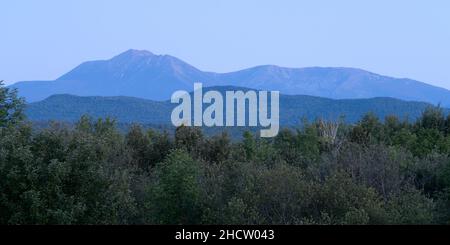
<box><xmin>26</xmin><ymin>86</ymin><xmax>444</xmax><ymax>126</ymax></box>
<box><xmin>12</xmin><ymin>50</ymin><xmax>213</xmax><ymax>102</ymax></box>
<box><xmin>216</xmin><ymin>66</ymin><xmax>450</xmax><ymax>105</ymax></box>
<box><xmin>10</xmin><ymin>49</ymin><xmax>450</xmax><ymax>106</ymax></box>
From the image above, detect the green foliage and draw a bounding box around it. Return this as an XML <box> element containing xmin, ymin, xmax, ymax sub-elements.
<box><xmin>2</xmin><ymin>86</ymin><xmax>450</xmax><ymax>224</ymax></box>
<box><xmin>175</xmin><ymin>125</ymin><xmax>204</xmax><ymax>158</ymax></box>
<box><xmin>242</xmin><ymin>131</ymin><xmax>256</xmax><ymax>161</ymax></box>
<box><xmin>145</xmin><ymin>149</ymin><xmax>203</xmax><ymax>224</ymax></box>
<box><xmin>309</xmin><ymin>172</ymin><xmax>386</xmax><ymax>225</ymax></box>
<box><xmin>0</xmin><ymin>116</ymin><xmax>136</xmax><ymax>224</ymax></box>
<box><xmin>0</xmin><ymin>81</ymin><xmax>25</xmax><ymax>127</ymax></box>
<box><xmin>385</xmin><ymin>187</ymin><xmax>435</xmax><ymax>224</ymax></box>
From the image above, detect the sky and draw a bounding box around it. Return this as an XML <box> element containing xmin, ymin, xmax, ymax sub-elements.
<box><xmin>1</xmin><ymin>0</ymin><xmax>449</xmax><ymax>89</ymax></box>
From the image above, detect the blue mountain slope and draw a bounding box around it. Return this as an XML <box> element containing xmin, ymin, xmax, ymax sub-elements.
<box><xmin>10</xmin><ymin>49</ymin><xmax>450</xmax><ymax>106</ymax></box>
<box><xmin>12</xmin><ymin>50</ymin><xmax>213</xmax><ymax>102</ymax></box>
<box><xmin>217</xmin><ymin>66</ymin><xmax>450</xmax><ymax>105</ymax></box>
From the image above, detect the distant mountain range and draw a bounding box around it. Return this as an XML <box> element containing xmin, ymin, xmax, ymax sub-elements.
<box><xmin>10</xmin><ymin>49</ymin><xmax>450</xmax><ymax>106</ymax></box>
<box><xmin>26</xmin><ymin>86</ymin><xmax>444</xmax><ymax>126</ymax></box>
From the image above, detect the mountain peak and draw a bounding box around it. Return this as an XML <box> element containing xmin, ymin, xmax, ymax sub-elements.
<box><xmin>125</xmin><ymin>49</ymin><xmax>154</xmax><ymax>56</ymax></box>
<box><xmin>113</xmin><ymin>49</ymin><xmax>155</xmax><ymax>60</ymax></box>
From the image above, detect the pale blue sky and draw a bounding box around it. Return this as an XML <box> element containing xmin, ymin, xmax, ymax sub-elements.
<box><xmin>1</xmin><ymin>0</ymin><xmax>449</xmax><ymax>88</ymax></box>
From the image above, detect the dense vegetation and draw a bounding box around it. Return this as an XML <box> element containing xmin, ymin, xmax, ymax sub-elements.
<box><xmin>26</xmin><ymin>87</ymin><xmax>445</xmax><ymax>126</ymax></box>
<box><xmin>2</xmin><ymin>82</ymin><xmax>450</xmax><ymax>224</ymax></box>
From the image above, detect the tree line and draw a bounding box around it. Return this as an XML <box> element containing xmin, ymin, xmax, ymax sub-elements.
<box><xmin>1</xmin><ymin>82</ymin><xmax>450</xmax><ymax>224</ymax></box>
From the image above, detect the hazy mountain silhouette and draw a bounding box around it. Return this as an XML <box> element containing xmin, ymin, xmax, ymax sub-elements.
<box><xmin>12</xmin><ymin>50</ymin><xmax>212</xmax><ymax>101</ymax></box>
<box><xmin>10</xmin><ymin>49</ymin><xmax>450</xmax><ymax>106</ymax></box>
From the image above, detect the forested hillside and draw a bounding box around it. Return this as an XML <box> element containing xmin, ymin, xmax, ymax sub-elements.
<box><xmin>26</xmin><ymin>87</ymin><xmax>446</xmax><ymax>126</ymax></box>
<box><xmin>2</xmin><ymin>82</ymin><xmax>450</xmax><ymax>224</ymax></box>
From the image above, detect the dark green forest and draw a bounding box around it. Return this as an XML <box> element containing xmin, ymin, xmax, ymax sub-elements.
<box><xmin>2</xmin><ymin>82</ymin><xmax>450</xmax><ymax>225</ymax></box>
<box><xmin>26</xmin><ymin>87</ymin><xmax>443</xmax><ymax>126</ymax></box>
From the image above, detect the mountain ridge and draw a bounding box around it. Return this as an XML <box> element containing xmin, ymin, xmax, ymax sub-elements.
<box><xmin>26</xmin><ymin>86</ymin><xmax>447</xmax><ymax>126</ymax></box>
<box><xmin>10</xmin><ymin>49</ymin><xmax>450</xmax><ymax>106</ymax></box>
